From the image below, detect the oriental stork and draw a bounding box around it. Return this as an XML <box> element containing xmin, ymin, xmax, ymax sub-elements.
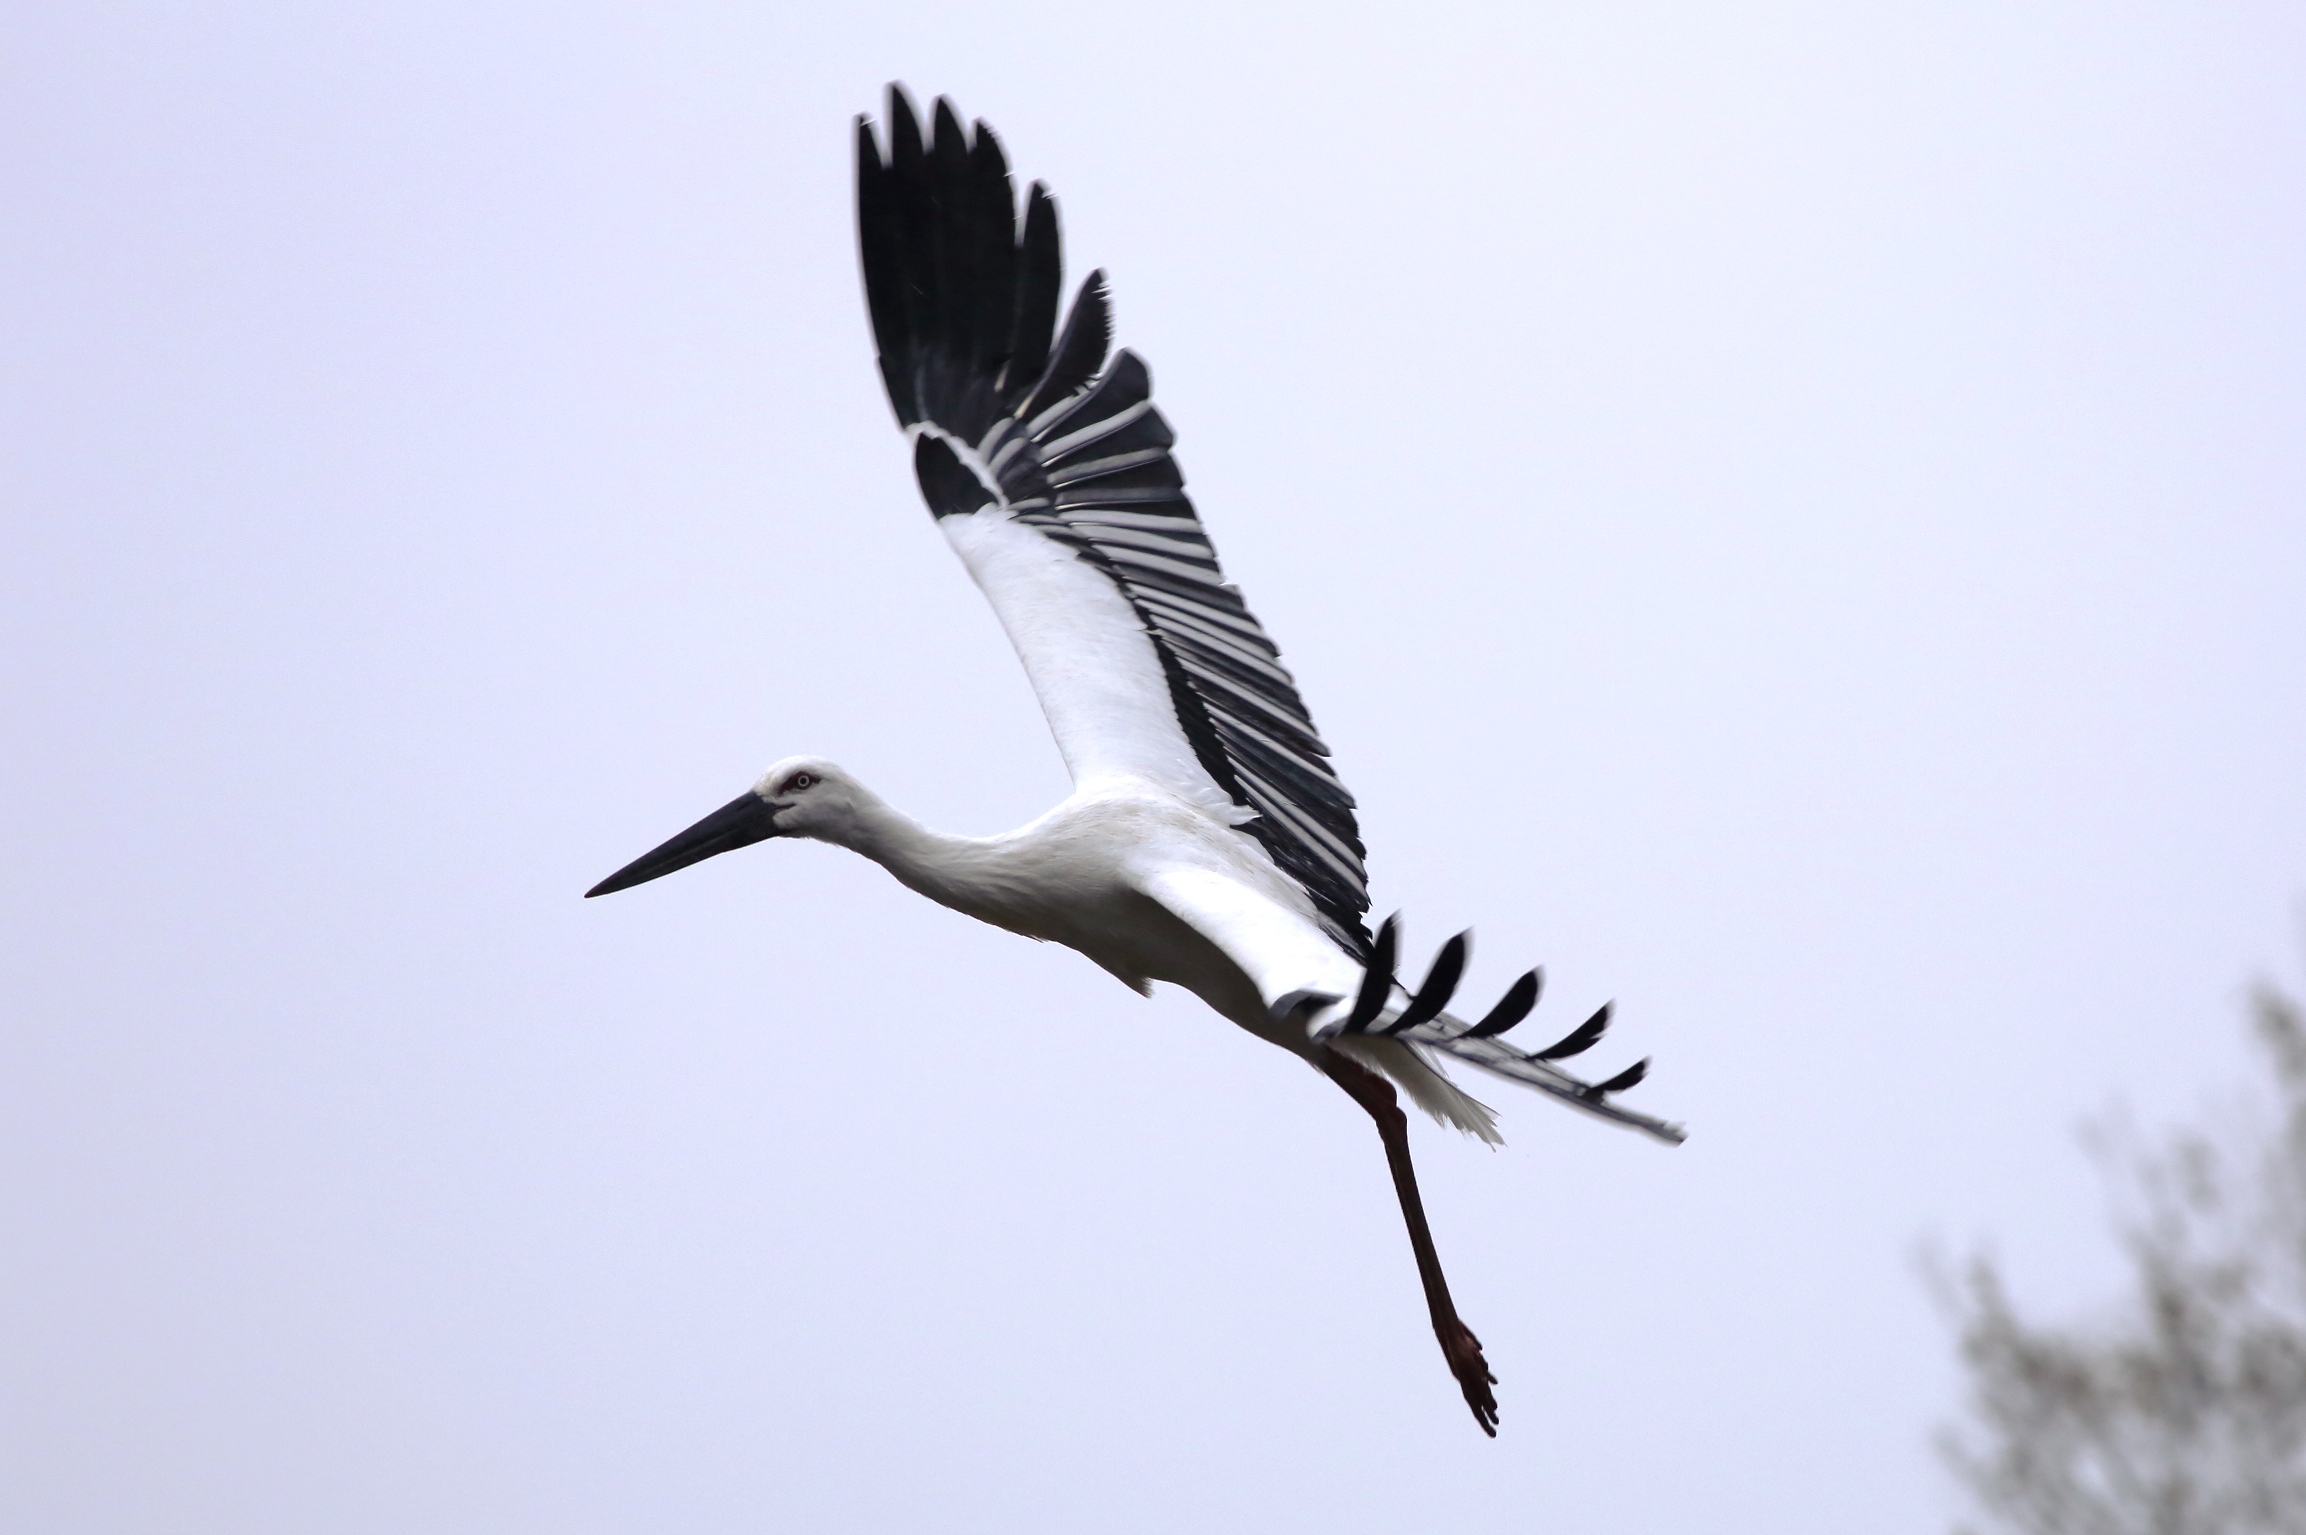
<box><xmin>588</xmin><ymin>87</ymin><xmax>1684</xmax><ymax>1435</ymax></box>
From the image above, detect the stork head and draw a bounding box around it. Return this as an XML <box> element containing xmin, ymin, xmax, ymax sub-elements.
<box><xmin>583</xmin><ymin>755</ymin><xmax>856</xmax><ymax>898</ymax></box>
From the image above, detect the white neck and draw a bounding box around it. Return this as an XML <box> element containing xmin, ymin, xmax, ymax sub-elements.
<box><xmin>804</xmin><ymin>785</ymin><xmax>1020</xmax><ymax>922</ymax></box>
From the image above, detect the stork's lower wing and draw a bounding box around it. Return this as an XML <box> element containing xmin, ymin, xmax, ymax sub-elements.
<box><xmin>1134</xmin><ymin>864</ymin><xmax>1361</xmax><ymax>1013</ymax></box>
<box><xmin>856</xmin><ymin>89</ymin><xmax>1373</xmax><ymax>959</ymax></box>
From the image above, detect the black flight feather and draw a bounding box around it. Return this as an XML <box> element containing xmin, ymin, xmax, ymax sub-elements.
<box><xmin>1002</xmin><ymin>184</ymin><xmax>1060</xmax><ymax>407</ymax></box>
<box><xmin>1590</xmin><ymin>1058</ymin><xmax>1649</xmax><ymax>1096</ymax></box>
<box><xmin>1343</xmin><ymin>916</ymin><xmax>1399</xmax><ymax>1034</ymax></box>
<box><xmin>966</xmin><ymin>122</ymin><xmax>1017</xmax><ymax>396</ymax></box>
<box><xmin>1462</xmin><ymin>969</ymin><xmax>1541</xmax><ymax>1039</ymax></box>
<box><xmin>1383</xmin><ymin>931</ymin><xmax>1467</xmax><ymax>1036</ymax></box>
<box><xmin>854</xmin><ymin>119</ymin><xmax>912</xmax><ymax>423</ymax></box>
<box><xmin>1020</xmin><ymin>273</ymin><xmax>1111</xmax><ymax>423</ymax></box>
<box><xmin>1533</xmin><ymin>1003</ymin><xmax>1611</xmax><ymax>1061</ymax></box>
<box><xmin>925</xmin><ymin>100</ymin><xmax>975</xmax><ymax>427</ymax></box>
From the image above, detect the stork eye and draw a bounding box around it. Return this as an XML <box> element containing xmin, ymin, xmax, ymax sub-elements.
<box><xmin>785</xmin><ymin>772</ymin><xmax>817</xmax><ymax>793</ymax></box>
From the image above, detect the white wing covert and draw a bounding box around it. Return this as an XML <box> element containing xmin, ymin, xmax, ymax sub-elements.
<box><xmin>856</xmin><ymin>90</ymin><xmax>1374</xmax><ymax>959</ymax></box>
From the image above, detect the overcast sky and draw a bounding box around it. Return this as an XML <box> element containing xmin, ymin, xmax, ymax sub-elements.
<box><xmin>4</xmin><ymin>3</ymin><xmax>2303</xmax><ymax>1531</ymax></box>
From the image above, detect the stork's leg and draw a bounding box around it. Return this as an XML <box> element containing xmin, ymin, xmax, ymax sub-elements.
<box><xmin>1319</xmin><ymin>1049</ymin><xmax>1500</xmax><ymax>1435</ymax></box>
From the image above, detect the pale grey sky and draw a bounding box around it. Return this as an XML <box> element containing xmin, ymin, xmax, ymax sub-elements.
<box><xmin>4</xmin><ymin>3</ymin><xmax>2302</xmax><ymax>1531</ymax></box>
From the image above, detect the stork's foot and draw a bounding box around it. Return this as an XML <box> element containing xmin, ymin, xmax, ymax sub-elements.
<box><xmin>1438</xmin><ymin>1316</ymin><xmax>1500</xmax><ymax>1435</ymax></box>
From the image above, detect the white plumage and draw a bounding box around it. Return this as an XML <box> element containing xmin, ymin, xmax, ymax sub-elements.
<box><xmin>588</xmin><ymin>87</ymin><xmax>1681</xmax><ymax>1435</ymax></box>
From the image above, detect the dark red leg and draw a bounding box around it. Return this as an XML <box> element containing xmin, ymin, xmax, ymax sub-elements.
<box><xmin>1320</xmin><ymin>1049</ymin><xmax>1500</xmax><ymax>1436</ymax></box>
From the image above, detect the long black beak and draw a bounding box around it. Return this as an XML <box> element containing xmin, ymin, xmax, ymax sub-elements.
<box><xmin>585</xmin><ymin>791</ymin><xmax>783</xmax><ymax>898</ymax></box>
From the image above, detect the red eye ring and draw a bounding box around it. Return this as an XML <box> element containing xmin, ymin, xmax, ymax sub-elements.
<box><xmin>788</xmin><ymin>772</ymin><xmax>816</xmax><ymax>792</ymax></box>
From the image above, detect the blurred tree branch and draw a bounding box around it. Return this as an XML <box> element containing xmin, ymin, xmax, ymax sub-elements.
<box><xmin>1935</xmin><ymin>974</ymin><xmax>2306</xmax><ymax>1535</ymax></box>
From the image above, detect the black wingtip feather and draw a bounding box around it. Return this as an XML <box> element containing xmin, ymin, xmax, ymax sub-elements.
<box><xmin>856</xmin><ymin>115</ymin><xmax>916</xmax><ymax>424</ymax></box>
<box><xmin>886</xmin><ymin>84</ymin><xmax>923</xmax><ymax>162</ymax></box>
<box><xmin>1384</xmin><ymin>931</ymin><xmax>1468</xmax><ymax>1035</ymax></box>
<box><xmin>1589</xmin><ymin>1058</ymin><xmax>1650</xmax><ymax>1096</ymax></box>
<box><xmin>965</xmin><ymin>120</ymin><xmax>1019</xmax><ymax>398</ymax></box>
<box><xmin>920</xmin><ymin>102</ymin><xmax>976</xmax><ymax>427</ymax></box>
<box><xmin>861</xmin><ymin>87</ymin><xmax>1047</xmax><ymax>439</ymax></box>
<box><xmin>1000</xmin><ymin>184</ymin><xmax>1061</xmax><ymax>408</ymax></box>
<box><xmin>1020</xmin><ymin>271</ymin><xmax>1110</xmax><ymax>423</ymax></box>
<box><xmin>930</xmin><ymin>95</ymin><xmax>965</xmax><ymax>147</ymax></box>
<box><xmin>1463</xmin><ymin>969</ymin><xmax>1540</xmax><ymax>1039</ymax></box>
<box><xmin>1534</xmin><ymin>1003</ymin><xmax>1612</xmax><ymax>1061</ymax></box>
<box><xmin>1343</xmin><ymin>915</ymin><xmax>1399</xmax><ymax>1034</ymax></box>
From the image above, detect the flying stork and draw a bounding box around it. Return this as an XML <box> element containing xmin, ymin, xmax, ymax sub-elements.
<box><xmin>587</xmin><ymin>87</ymin><xmax>1684</xmax><ymax>1435</ymax></box>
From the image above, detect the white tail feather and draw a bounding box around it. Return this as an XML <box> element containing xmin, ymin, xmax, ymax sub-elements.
<box><xmin>1334</xmin><ymin>1035</ymin><xmax>1503</xmax><ymax>1145</ymax></box>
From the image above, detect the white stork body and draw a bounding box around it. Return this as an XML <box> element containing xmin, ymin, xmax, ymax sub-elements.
<box><xmin>756</xmin><ymin>756</ymin><xmax>1495</xmax><ymax>1136</ymax></box>
<box><xmin>588</xmin><ymin>88</ymin><xmax>1680</xmax><ymax>1435</ymax></box>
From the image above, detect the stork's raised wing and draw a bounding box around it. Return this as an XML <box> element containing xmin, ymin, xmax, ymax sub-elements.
<box><xmin>856</xmin><ymin>90</ymin><xmax>1372</xmax><ymax>958</ymax></box>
